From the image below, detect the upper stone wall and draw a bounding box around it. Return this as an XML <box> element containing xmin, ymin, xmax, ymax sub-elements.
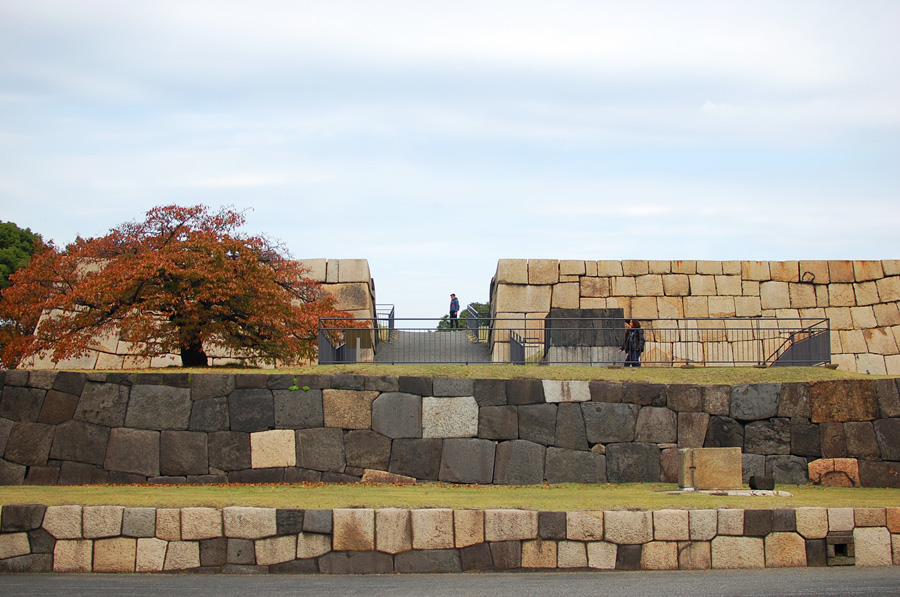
<box><xmin>23</xmin><ymin>258</ymin><xmax>376</xmax><ymax>370</ymax></box>
<box><xmin>490</xmin><ymin>260</ymin><xmax>900</xmax><ymax>374</ymax></box>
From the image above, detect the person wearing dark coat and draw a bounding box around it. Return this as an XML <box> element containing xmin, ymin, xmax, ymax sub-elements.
<box><xmin>619</xmin><ymin>319</ymin><xmax>645</xmax><ymax>367</ymax></box>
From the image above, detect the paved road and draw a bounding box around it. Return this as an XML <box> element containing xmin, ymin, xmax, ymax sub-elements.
<box><xmin>4</xmin><ymin>568</ymin><xmax>900</xmax><ymax>597</ymax></box>
<box><xmin>374</xmin><ymin>329</ymin><xmax>491</xmax><ymax>364</ymax></box>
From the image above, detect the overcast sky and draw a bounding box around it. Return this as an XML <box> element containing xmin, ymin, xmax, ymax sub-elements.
<box><xmin>1</xmin><ymin>0</ymin><xmax>898</xmax><ymax>319</ymax></box>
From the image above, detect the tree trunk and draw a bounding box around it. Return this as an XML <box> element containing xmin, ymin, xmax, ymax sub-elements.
<box><xmin>180</xmin><ymin>336</ymin><xmax>208</xmax><ymax>367</ymax></box>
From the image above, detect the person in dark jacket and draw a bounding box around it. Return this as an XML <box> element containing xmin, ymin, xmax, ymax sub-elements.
<box><xmin>449</xmin><ymin>293</ymin><xmax>460</xmax><ymax>328</ymax></box>
<box><xmin>619</xmin><ymin>319</ymin><xmax>645</xmax><ymax>367</ymax></box>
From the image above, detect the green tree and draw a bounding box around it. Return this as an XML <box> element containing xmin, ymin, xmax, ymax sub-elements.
<box><xmin>0</xmin><ymin>221</ymin><xmax>42</xmax><ymax>289</ymax></box>
<box><xmin>437</xmin><ymin>301</ymin><xmax>490</xmax><ymax>331</ymax></box>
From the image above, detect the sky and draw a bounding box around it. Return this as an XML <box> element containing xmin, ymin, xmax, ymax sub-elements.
<box><xmin>1</xmin><ymin>0</ymin><xmax>899</xmax><ymax>319</ymax></box>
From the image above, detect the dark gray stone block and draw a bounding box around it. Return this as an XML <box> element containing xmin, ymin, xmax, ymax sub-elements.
<box><xmin>807</xmin><ymin>539</ymin><xmax>827</xmax><ymax>567</ymax></box>
<box><xmin>37</xmin><ymin>390</ymin><xmax>79</xmax><ymax>425</ymax></box>
<box><xmin>319</xmin><ymin>551</ymin><xmax>394</xmax><ymax>574</ymax></box>
<box><xmin>493</xmin><ymin>440</ymin><xmax>545</xmax><ymax>485</ymax></box>
<box><xmin>439</xmin><ymin>438</ymin><xmax>495</xmax><ymax>484</ymax></box>
<box><xmin>844</xmin><ymin>421</ymin><xmax>880</xmax><ymax>459</ymax></box>
<box><xmin>389</xmin><ymin>438</ymin><xmax>442</xmax><ymax>480</ymax></box>
<box><xmin>123</xmin><ymin>507</ymin><xmax>156</xmax><ymax>537</ymax></box>
<box><xmin>191</xmin><ymin>374</ymin><xmax>235</xmax><ymax>401</ymax></box>
<box><xmin>234</xmin><ymin>374</ymin><xmax>268</xmax><ymax>389</ymax></box>
<box><xmin>791</xmin><ymin>422</ymin><xmax>821</xmax><ymax>457</ymax></box>
<box><xmin>704</xmin><ymin>416</ymin><xmax>744</xmax><ymax>448</ymax></box>
<box><xmin>303</xmin><ymin>509</ymin><xmax>333</xmax><ymax>533</ymax></box>
<box><xmin>227</xmin><ymin>538</ymin><xmax>256</xmax><ymax>564</ymax></box>
<box><xmin>189</xmin><ymin>397</ymin><xmax>230</xmax><ymax>432</ymax></box>
<box><xmin>200</xmin><ymin>537</ymin><xmax>227</xmax><ymax>567</ymax></box>
<box><xmin>4</xmin><ymin>421</ymin><xmax>54</xmax><ymax>466</ymax></box>
<box><xmin>0</xmin><ymin>554</ymin><xmax>53</xmax><ymax>573</ymax></box>
<box><xmin>276</xmin><ymin>509</ymin><xmax>305</xmax><ymax>535</ymax></box>
<box><xmin>220</xmin><ymin>564</ymin><xmax>268</xmax><ymax>574</ymax></box>
<box><xmin>52</xmin><ymin>372</ymin><xmax>87</xmax><ymax>397</ymax></box>
<box><xmin>208</xmin><ymin>431</ymin><xmax>251</xmax><ymax>472</ymax></box>
<box><xmin>323</xmin><ymin>471</ymin><xmax>361</xmax><ymax>483</ymax></box>
<box><xmin>702</xmin><ymin>385</ymin><xmax>731</xmax><ymax>415</ymax></box>
<box><xmin>820</xmin><ymin>422</ymin><xmax>847</xmax><ymax>458</ymax></box>
<box><xmin>479</xmin><ymin>406</ymin><xmax>518</xmax><ymax>440</ymax></box>
<box><xmin>874</xmin><ymin>379</ymin><xmax>900</xmax><ymax>418</ymax></box>
<box><xmin>506</xmin><ymin>379</ymin><xmax>544</xmax><ymax>405</ymax></box>
<box><xmin>539</xmin><ymin>511</ymin><xmax>567</xmax><ymax>540</ymax></box>
<box><xmin>731</xmin><ymin>384</ymin><xmax>781</xmax><ymax>421</ymax></box>
<box><xmin>743</xmin><ymin>509</ymin><xmax>773</xmax><ymax>536</ymax></box>
<box><xmin>555</xmin><ymin>403</ymin><xmax>589</xmax><ymax>450</ymax></box>
<box><xmin>606</xmin><ymin>442</ymin><xmax>660</xmax><ymax>483</ymax></box>
<box><xmin>104</xmin><ymin>428</ymin><xmax>160</xmax><ymax>477</ymax></box>
<box><xmin>859</xmin><ymin>460</ymin><xmax>900</xmax><ymax>488</ymax></box>
<box><xmin>582</xmin><ymin>402</ymin><xmax>639</xmax><ymax>443</ymax></box>
<box><xmin>160</xmin><ymin>430</ymin><xmax>208</xmax><ymax>476</ymax></box>
<box><xmin>294</xmin><ymin>374</ymin><xmax>330</xmax><ymax>390</ymax></box>
<box><xmin>778</xmin><ymin>383</ymin><xmax>811</xmax><ymax>418</ymax></box>
<box><xmin>773</xmin><ymin>509</ymin><xmax>796</xmax><ymax>532</ymax></box>
<box><xmin>28</xmin><ymin>528</ymin><xmax>56</xmax><ymax>553</ymax></box>
<box><xmin>474</xmin><ymin>379</ymin><xmax>507</xmax><ymax>407</ymax></box>
<box><xmin>461</xmin><ymin>543</ymin><xmax>494</xmax><ymax>570</ymax></box>
<box><xmin>269</xmin><ymin>559</ymin><xmax>319</xmax><ymax>574</ymax></box>
<box><xmin>4</xmin><ymin>370</ymin><xmax>28</xmax><ymax>386</ymax></box>
<box><xmin>742</xmin><ymin>453</ymin><xmax>765</xmax><ymax>483</ymax></box>
<box><xmin>273</xmin><ymin>389</ymin><xmax>324</xmax><ymax>429</ymax></box>
<box><xmin>266</xmin><ymin>374</ymin><xmax>296</xmax><ymax>390</ymax></box>
<box><xmin>678</xmin><ymin>411</ymin><xmax>710</xmax><ymax>449</ymax></box>
<box><xmin>148</xmin><ymin>475</ymin><xmax>186</xmax><ymax>484</ymax></box>
<box><xmin>0</xmin><ymin>417</ymin><xmax>13</xmax><ymax>454</ymax></box>
<box><xmin>874</xmin><ymin>418</ymin><xmax>900</xmax><ymax>461</ymax></box>
<box><xmin>765</xmin><ymin>455</ymin><xmax>808</xmax><ymax>485</ymax></box>
<box><xmin>49</xmin><ymin>420</ymin><xmax>110</xmax><ymax>465</ymax></box>
<box><xmin>749</xmin><ymin>475</ymin><xmax>774</xmax><ymax>490</ymax></box>
<box><xmin>0</xmin><ymin>386</ymin><xmax>46</xmax><ymax>421</ymax></box>
<box><xmin>1</xmin><ymin>504</ymin><xmax>46</xmax><ymax>531</ymax></box>
<box><xmin>489</xmin><ymin>541</ymin><xmax>521</xmax><ymax>570</ymax></box>
<box><xmin>125</xmin><ymin>384</ymin><xmax>192</xmax><ymax>430</ymax></box>
<box><xmin>25</xmin><ymin>465</ymin><xmax>60</xmax><ymax>485</ymax></box>
<box><xmin>75</xmin><ymin>382</ymin><xmax>129</xmax><ymax>427</ymax></box>
<box><xmin>136</xmin><ymin>372</ymin><xmax>190</xmax><ymax>387</ymax></box>
<box><xmin>364</xmin><ymin>376</ymin><xmax>399</xmax><ymax>392</ymax></box>
<box><xmin>518</xmin><ymin>404</ymin><xmax>557</xmax><ymax>446</ymax></box>
<box><xmin>634</xmin><ymin>406</ymin><xmax>677</xmax><ymax>443</ymax></box>
<box><xmin>58</xmin><ymin>461</ymin><xmax>108</xmax><ymax>485</ymax></box>
<box><xmin>228</xmin><ymin>389</ymin><xmax>274</xmax><ymax>432</ymax></box>
<box><xmin>616</xmin><ymin>544</ymin><xmax>642</xmax><ymax>570</ymax></box>
<box><xmin>434</xmin><ymin>378</ymin><xmax>474</xmax><ymax>397</ymax></box>
<box><xmin>296</xmin><ymin>428</ymin><xmax>346</xmax><ymax>472</ymax></box>
<box><xmin>284</xmin><ymin>468</ymin><xmax>321</xmax><ymax>483</ymax></box>
<box><xmin>331</xmin><ymin>374</ymin><xmax>366</xmax><ymax>390</ymax></box>
<box><xmin>372</xmin><ymin>393</ymin><xmax>422</xmax><ymax>439</ymax></box>
<box><xmin>28</xmin><ymin>370</ymin><xmax>57</xmax><ymax>390</ymax></box>
<box><xmin>743</xmin><ymin>418</ymin><xmax>791</xmax><ymax>455</ymax></box>
<box><xmin>622</xmin><ymin>383</ymin><xmax>666</xmax><ymax>407</ymax></box>
<box><xmin>344</xmin><ymin>430</ymin><xmax>391</xmax><ymax>470</ymax></box>
<box><xmin>545</xmin><ymin>447</ymin><xmax>606</xmax><ymax>484</ymax></box>
<box><xmin>667</xmin><ymin>385</ymin><xmax>702</xmax><ymax>412</ymax></box>
<box><xmin>395</xmin><ymin>549</ymin><xmax>461</xmax><ymax>573</ymax></box>
<box><xmin>590</xmin><ymin>381</ymin><xmax>623</xmax><ymax>403</ymax></box>
<box><xmin>227</xmin><ymin>468</ymin><xmax>284</xmax><ymax>484</ymax></box>
<box><xmin>398</xmin><ymin>376</ymin><xmax>432</xmax><ymax>396</ymax></box>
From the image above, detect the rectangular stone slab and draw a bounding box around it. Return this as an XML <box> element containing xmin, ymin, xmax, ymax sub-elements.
<box><xmin>678</xmin><ymin>447</ymin><xmax>742</xmax><ymax>490</ymax></box>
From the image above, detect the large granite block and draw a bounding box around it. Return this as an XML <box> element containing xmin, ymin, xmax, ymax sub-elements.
<box><xmin>125</xmin><ymin>385</ymin><xmax>191</xmax><ymax>430</ymax></box>
<box><xmin>389</xmin><ymin>438</ymin><xmax>443</xmax><ymax>480</ymax></box>
<box><xmin>434</xmin><ymin>378</ymin><xmax>474</xmax><ymax>397</ymax></box>
<box><xmin>395</xmin><ymin>549</ymin><xmax>462</xmax><ymax>573</ymax></box>
<box><xmin>765</xmin><ymin>455</ymin><xmax>809</xmax><ymax>485</ymax></box>
<box><xmin>845</xmin><ymin>421</ymin><xmax>880</xmax><ymax>459</ymax></box>
<box><xmin>2</xmin><ymin>504</ymin><xmax>46</xmax><ymax>532</ymax></box>
<box><xmin>605</xmin><ymin>511</ymin><xmax>652</xmax><ymax>545</ymax></box>
<box><xmin>0</xmin><ymin>386</ymin><xmax>46</xmax><ymax>421</ymax></box>
<box><xmin>52</xmin><ymin>371</ymin><xmax>86</xmax><ymax>396</ymax></box>
<box><xmin>160</xmin><ymin>431</ymin><xmax>208</xmax><ymax>476</ymax></box>
<box><xmin>398</xmin><ymin>376</ymin><xmax>432</xmax><ymax>396</ymax></box>
<box><xmin>73</xmin><ymin>384</ymin><xmax>129</xmax><ymax>428</ymax></box>
<box><xmin>37</xmin><ymin>390</ymin><xmax>79</xmax><ymax>425</ymax></box>
<box><xmin>103</xmin><ymin>428</ymin><xmax>160</xmax><ymax>477</ymax></box>
<box><xmin>333</xmin><ymin>508</ymin><xmax>375</xmax><ymax>551</ymax></box>
<box><xmin>765</xmin><ymin>532</ymin><xmax>807</xmax><ymax>567</ymax></box>
<box><xmin>545</xmin><ymin>447</ymin><xmax>605</xmax><ymax>484</ymax></box>
<box><xmin>58</xmin><ymin>461</ymin><xmax>108</xmax><ymax>485</ymax></box>
<box><xmin>473</xmin><ymin>379</ymin><xmax>507</xmax><ymax>407</ymax></box>
<box><xmin>273</xmin><ymin>389</ymin><xmax>323</xmax><ymax>429</ymax></box>
<box><xmin>190</xmin><ymin>373</ymin><xmax>235</xmax><ymax>400</ymax></box>
<box><xmin>53</xmin><ymin>539</ymin><xmax>94</xmax><ymax>572</ymax></box>
<box><xmin>49</xmin><ymin>420</ymin><xmax>109</xmax><ymax>466</ymax></box>
<box><xmin>555</xmin><ymin>403</ymin><xmax>588</xmax><ymax>450</ymax></box>
<box><xmin>375</xmin><ymin>508</ymin><xmax>411</xmax><ymax>554</ymax></box>
<box><xmin>371</xmin><ymin>393</ymin><xmax>422</xmax><ymax>438</ymax></box>
<box><xmin>122</xmin><ymin>507</ymin><xmax>156</xmax><ymax>538</ymax></box>
<box><xmin>227</xmin><ymin>389</ymin><xmax>275</xmax><ymax>432</ymax></box>
<box><xmin>634</xmin><ymin>406</ymin><xmax>677</xmax><ymax>443</ymax></box>
<box><xmin>493</xmin><ymin>440</ymin><xmax>545</xmax><ymax>485</ymax></box>
<box><xmin>859</xmin><ymin>460</ymin><xmax>900</xmax><ymax>488</ymax></box>
<box><xmin>678</xmin><ymin>447</ymin><xmax>742</xmax><ymax>490</ymax></box>
<box><xmin>223</xmin><ymin>507</ymin><xmax>277</xmax><ymax>539</ymax></box>
<box><xmin>454</xmin><ymin>509</ymin><xmax>484</xmax><ymax>548</ymax></box>
<box><xmin>704</xmin><ymin>416</ymin><xmax>744</xmax><ymax>448</ymax></box>
<box><xmin>678</xmin><ymin>412</ymin><xmax>710</xmax><ymax>449</ymax></box>
<box><xmin>710</xmin><ymin>536</ymin><xmax>764</xmax><ymax>569</ymax></box>
<box><xmin>542</xmin><ymin>380</ymin><xmax>590</xmax><ymax>403</ymax></box>
<box><xmin>208</xmin><ymin>431</ymin><xmax>251</xmax><ymax>472</ymax></box>
<box><xmin>188</xmin><ymin>397</ymin><xmax>229</xmax><ymax>432</ymax></box>
<box><xmin>874</xmin><ymin>418</ymin><xmax>900</xmax><ymax>460</ymax></box>
<box><xmin>854</xmin><ymin>527</ymin><xmax>893</xmax><ymax>566</ymax></box>
<box><xmin>485</xmin><ymin>509</ymin><xmax>538</xmax><ymax>541</ymax></box>
<box><xmin>42</xmin><ymin>505</ymin><xmax>82</xmax><ymax>539</ymax></box>
<box><xmin>318</xmin><ymin>551</ymin><xmax>393</xmax><ymax>574</ymax></box>
<box><xmin>93</xmin><ymin>537</ymin><xmax>136</xmax><ymax>572</ymax></box>
<box><xmin>606</xmin><ymin>443</ymin><xmax>660</xmax><ymax>483</ymax></box>
<box><xmin>582</xmin><ymin>402</ymin><xmax>639</xmax><ymax>443</ymax></box>
<box><xmin>4</xmin><ymin>421</ymin><xmax>54</xmax><ymax>466</ymax></box>
<box><xmin>344</xmin><ymin>430</ymin><xmax>391</xmax><ymax>470</ymax></box>
<box><xmin>791</xmin><ymin>422</ymin><xmax>822</xmax><ymax>458</ymax></box>
<box><xmin>566</xmin><ymin>511</ymin><xmax>604</xmax><ymax>541</ymax></box>
<box><xmin>323</xmin><ymin>389</ymin><xmax>378</xmax><ymax>430</ymax></box>
<box><xmin>83</xmin><ymin>505</ymin><xmax>124</xmax><ymax>538</ymax></box>
<box><xmin>820</xmin><ymin>422</ymin><xmax>848</xmax><ymax>458</ymax></box>
<box><xmin>478</xmin><ymin>406</ymin><xmax>518</xmax><ymax>440</ymax></box>
<box><xmin>506</xmin><ymin>379</ymin><xmax>544</xmax><ymax>405</ymax></box>
<box><xmin>779</xmin><ymin>383</ymin><xmax>811</xmax><ymax>418</ymax></box>
<box><xmin>439</xmin><ymin>438</ymin><xmax>495</xmax><ymax>484</ymax></box>
<box><xmin>622</xmin><ymin>383</ymin><xmax>667</xmax><ymax>407</ymax></box>
<box><xmin>251</xmin><ymin>429</ymin><xmax>296</xmax><ymax>469</ymax></box>
<box><xmin>410</xmin><ymin>508</ymin><xmax>454</xmax><ymax>550</ymax></box>
<box><xmin>256</xmin><ymin>535</ymin><xmax>297</xmax><ymax>566</ymax></box>
<box><xmin>296</xmin><ymin>428</ymin><xmax>345</xmax><ymax>472</ymax></box>
<box><xmin>422</xmin><ymin>396</ymin><xmax>478</xmax><ymax>438</ymax></box>
<box><xmin>743</xmin><ymin>418</ymin><xmax>791</xmax><ymax>455</ymax></box>
<box><xmin>810</xmin><ymin>380</ymin><xmax>877</xmax><ymax>423</ymax></box>
<box><xmin>731</xmin><ymin>384</ymin><xmax>780</xmax><ymax>421</ymax></box>
<box><xmin>518</xmin><ymin>403</ymin><xmax>557</xmax><ymax>445</ymax></box>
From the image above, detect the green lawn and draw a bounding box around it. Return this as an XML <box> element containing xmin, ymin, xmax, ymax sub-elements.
<box><xmin>2</xmin><ymin>483</ymin><xmax>898</xmax><ymax>511</ymax></box>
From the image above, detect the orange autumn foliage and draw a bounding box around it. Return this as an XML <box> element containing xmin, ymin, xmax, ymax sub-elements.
<box><xmin>0</xmin><ymin>204</ymin><xmax>354</xmax><ymax>367</ymax></box>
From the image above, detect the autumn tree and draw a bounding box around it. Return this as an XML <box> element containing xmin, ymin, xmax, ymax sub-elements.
<box><xmin>0</xmin><ymin>205</ymin><xmax>351</xmax><ymax>368</ymax></box>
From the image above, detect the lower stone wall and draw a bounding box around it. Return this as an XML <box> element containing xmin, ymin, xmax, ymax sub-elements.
<box><xmin>1</xmin><ymin>504</ymin><xmax>898</xmax><ymax>573</ymax></box>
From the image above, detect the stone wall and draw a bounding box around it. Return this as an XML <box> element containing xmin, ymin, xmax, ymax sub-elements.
<box><xmin>2</xmin><ymin>370</ymin><xmax>900</xmax><ymax>488</ymax></box>
<box><xmin>23</xmin><ymin>258</ymin><xmax>376</xmax><ymax>370</ymax></box>
<box><xmin>1</xmin><ymin>503</ymin><xmax>898</xmax><ymax>573</ymax></box>
<box><xmin>490</xmin><ymin>259</ymin><xmax>900</xmax><ymax>374</ymax></box>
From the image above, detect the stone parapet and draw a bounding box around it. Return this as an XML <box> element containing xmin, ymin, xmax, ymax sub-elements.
<box><xmin>2</xmin><ymin>504</ymin><xmax>898</xmax><ymax>574</ymax></box>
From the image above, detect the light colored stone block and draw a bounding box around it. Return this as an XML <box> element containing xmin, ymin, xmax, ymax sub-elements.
<box><xmin>333</xmin><ymin>508</ymin><xmax>375</xmax><ymax>551</ymax></box>
<box><xmin>560</xmin><ymin>260</ymin><xmax>586</xmax><ymax>276</ymax></box>
<box><xmin>689</xmin><ymin>275</ymin><xmax>716</xmax><ymax>296</ymax></box>
<box><xmin>796</xmin><ymin>507</ymin><xmax>828</xmax><ymax>539</ymax></box>
<box><xmin>854</xmin><ymin>508</ymin><xmax>887</xmax><ymax>527</ymax></box>
<box><xmin>454</xmin><ymin>509</ymin><xmax>484</xmax><ymax>548</ymax></box>
<box><xmin>256</xmin><ymin>534</ymin><xmax>297</xmax><ymax>565</ymax></box>
<box><xmin>251</xmin><ymin>429</ymin><xmax>297</xmax><ymax>468</ymax></box>
<box><xmin>622</xmin><ymin>260</ymin><xmax>649</xmax><ymax>276</ymax></box>
<box><xmin>789</xmin><ymin>283</ymin><xmax>817</xmax><ymax>308</ymax></box>
<box><xmin>830</xmin><ymin>284</ymin><xmax>857</xmax><ymax>307</ymax></box>
<box><xmin>484</xmin><ymin>509</ymin><xmax>538</xmax><ymax>542</ymax></box>
<box><xmin>163</xmin><ymin>541</ymin><xmax>200</xmax><ymax>571</ymax></box>
<box><xmin>828</xmin><ymin>507</ymin><xmax>855</xmax><ymax>532</ymax></box>
<box><xmin>583</xmin><ymin>541</ymin><xmax>615</xmax><ymax>569</ymax></box>
<box><xmin>800</xmin><ymin>260</ymin><xmax>830</xmax><ymax>284</ymax></box>
<box><xmin>566</xmin><ymin>511</ymin><xmax>604</xmax><ymax>541</ymax></box>
<box><xmin>375</xmin><ymin>508</ymin><xmax>411</xmax><ymax>554</ymax></box>
<box><xmin>708</xmin><ymin>296</ymin><xmax>735</xmax><ymax>318</ymax></box>
<box><xmin>635</xmin><ymin>275</ymin><xmax>664</xmax><ymax>296</ymax></box>
<box><xmin>689</xmin><ymin>510</ymin><xmax>717</xmax><ymax>541</ymax></box>
<box><xmin>495</xmin><ymin>284</ymin><xmax>551</xmax><ymax>313</ymax></box>
<box><xmin>604</xmin><ymin>511</ymin><xmax>652</xmax><ymax>545</ymax></box>
<box><xmin>648</xmin><ymin>260</ymin><xmax>671</xmax><ymax>274</ymax></box>
<box><xmin>641</xmin><ymin>541</ymin><xmax>678</xmax><ymax>570</ymax></box>
<box><xmin>760</xmin><ymin>281</ymin><xmax>790</xmax><ymax>310</ymax></box>
<box><xmin>322</xmin><ymin>389</ymin><xmax>378</xmax><ymax>430</ymax></box>
<box><xmin>0</xmin><ymin>532</ymin><xmax>30</xmax><ymax>560</ymax></box>
<box><xmin>678</xmin><ymin>448</ymin><xmax>742</xmax><ymax>490</ymax></box>
<box><xmin>297</xmin><ymin>258</ymin><xmax>326</xmax><ymax>282</ymax></box>
<box><xmin>422</xmin><ymin>396</ymin><xmax>478</xmax><ymax>438</ymax></box>
<box><xmin>335</xmin><ymin>258</ymin><xmax>370</xmax><ymax>283</ymax></box>
<box><xmin>558</xmin><ymin>540</ymin><xmax>588</xmax><ymax>568</ymax></box>
<box><xmin>827</xmin><ymin>307</ymin><xmax>854</xmax><ymax>330</ymax></box>
<box><xmin>496</xmin><ymin>259</ymin><xmax>528</xmax><ymax>284</ymax></box>
<box><xmin>83</xmin><ymin>505</ymin><xmax>124</xmax><ymax>539</ymax></box>
<box><xmin>612</xmin><ymin>277</ymin><xmax>637</xmax><ymax>296</ymax></box>
<box><xmin>670</xmin><ymin>260</ymin><xmax>696</xmax><ymax>274</ymax></box>
<box><xmin>297</xmin><ymin>532</ymin><xmax>332</xmax><ymax>559</ymax></box>
<box><xmin>662</xmin><ymin>275</ymin><xmax>690</xmax><ymax>296</ymax></box>
<box><xmin>631</xmin><ymin>296</ymin><xmax>659</xmax><ymax>319</ymax></box>
<box><xmin>654</xmin><ymin>509</ymin><xmax>689</xmax><ymax>541</ymax></box>
<box><xmin>887</xmin><ymin>508</ymin><xmax>900</xmax><ymax>533</ymax></box>
<box><xmin>135</xmin><ymin>537</ymin><xmax>168</xmax><ymax>572</ymax></box>
<box><xmin>683</xmin><ymin>296</ymin><xmax>709</xmax><ymax>318</ymax></box>
<box><xmin>529</xmin><ymin>259</ymin><xmax>559</xmax><ymax>284</ymax></box>
<box><xmin>764</xmin><ymin>532</ymin><xmax>806</xmax><ymax>567</ymax></box>
<box><xmin>854</xmin><ymin>260</ymin><xmax>884</xmax><ymax>282</ymax></box>
<box><xmin>551</xmin><ymin>283</ymin><xmax>580</xmax><ymax>308</ymax></box>
<box><xmin>598</xmin><ymin>261</ymin><xmax>624</xmax><ymax>277</ymax></box>
<box><xmin>711</xmin><ymin>536</ymin><xmax>764</xmax><ymax>569</ymax></box>
<box><xmin>873</xmin><ymin>303</ymin><xmax>900</xmax><ymax>327</ymax></box>
<box><xmin>865</xmin><ymin>328</ymin><xmax>899</xmax><ymax>355</ymax></box>
<box><xmin>854</xmin><ymin>527</ymin><xmax>893</xmax><ymax>566</ymax></box>
<box><xmin>695</xmin><ymin>261</ymin><xmax>721</xmax><ymax>275</ymax></box>
<box><xmin>717</xmin><ymin>509</ymin><xmax>744</xmax><ymax>536</ymax></box>
<box><xmin>54</xmin><ymin>539</ymin><xmax>94</xmax><ymax>573</ymax></box>
<box><xmin>43</xmin><ymin>505</ymin><xmax>83</xmax><ymax>539</ymax></box>
<box><xmin>522</xmin><ymin>539</ymin><xmax>558</xmax><ymax>568</ymax></box>
<box><xmin>657</xmin><ymin>296</ymin><xmax>684</xmax><ymax>318</ymax></box>
<box><xmin>856</xmin><ymin>353</ymin><xmax>887</xmax><ymax>375</ymax></box>
<box><xmin>156</xmin><ymin>508</ymin><xmax>181</xmax><ymax>541</ymax></box>
<box><xmin>223</xmin><ymin>507</ymin><xmax>277</xmax><ymax>540</ymax></box>
<box><xmin>411</xmin><ymin>508</ymin><xmax>454</xmax><ymax>550</ymax></box>
<box><xmin>851</xmin><ymin>306</ymin><xmax>877</xmax><ymax>330</ymax></box>
<box><xmin>93</xmin><ymin>537</ymin><xmax>136</xmax><ymax>572</ymax></box>
<box><xmin>876</xmin><ymin>276</ymin><xmax>900</xmax><ymax>302</ymax></box>
<box><xmin>678</xmin><ymin>541</ymin><xmax>711</xmax><ymax>569</ymax></box>
<box><xmin>580</xmin><ymin>277</ymin><xmax>609</xmax><ymax>298</ymax></box>
<box><xmin>894</xmin><ymin>534</ymin><xmax>900</xmax><ymax>565</ymax></box>
<box><xmin>714</xmin><ymin>275</ymin><xmax>742</xmax><ymax>296</ymax></box>
<box><xmin>123</xmin><ymin>507</ymin><xmax>156</xmax><ymax>538</ymax></box>
<box><xmin>742</xmin><ymin>261</ymin><xmax>771</xmax><ymax>281</ymax></box>
<box><xmin>855</xmin><ymin>281</ymin><xmax>880</xmax><ymax>306</ymax></box>
<box><xmin>770</xmin><ymin>261</ymin><xmax>799</xmax><ymax>282</ymax></box>
<box><xmin>181</xmin><ymin>507</ymin><xmax>223</xmax><ymax>540</ymax></box>
<box><xmin>543</xmin><ymin>380</ymin><xmax>590</xmax><ymax>403</ymax></box>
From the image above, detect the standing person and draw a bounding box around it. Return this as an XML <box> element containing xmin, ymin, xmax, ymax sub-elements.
<box><xmin>619</xmin><ymin>319</ymin><xmax>645</xmax><ymax>367</ymax></box>
<box><xmin>449</xmin><ymin>293</ymin><xmax>460</xmax><ymax>328</ymax></box>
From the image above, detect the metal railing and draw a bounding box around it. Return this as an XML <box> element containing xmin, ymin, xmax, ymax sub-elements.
<box><xmin>318</xmin><ymin>316</ymin><xmax>831</xmax><ymax>367</ymax></box>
